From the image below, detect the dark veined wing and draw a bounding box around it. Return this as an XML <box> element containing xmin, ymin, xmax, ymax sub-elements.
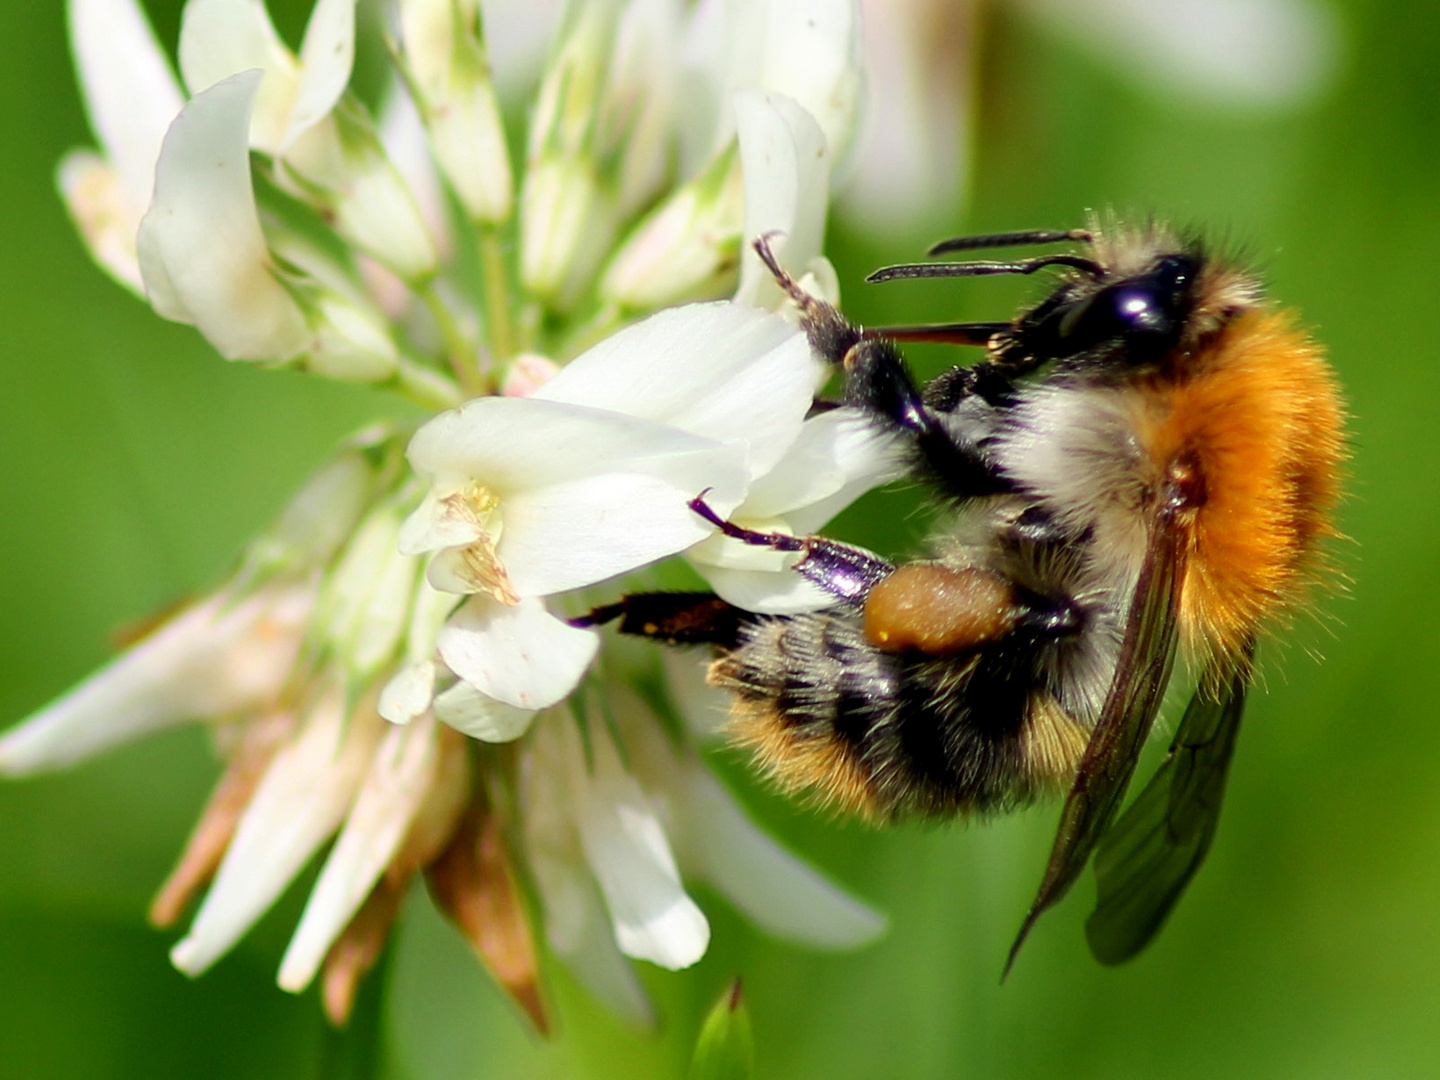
<box><xmin>1084</xmin><ymin>647</ymin><xmax>1252</xmax><ymax>964</ymax></box>
<box><xmin>1003</xmin><ymin>504</ymin><xmax>1187</xmax><ymax>977</ymax></box>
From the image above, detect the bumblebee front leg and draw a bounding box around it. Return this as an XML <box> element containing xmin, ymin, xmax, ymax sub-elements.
<box><xmin>688</xmin><ymin>494</ymin><xmax>893</xmax><ymax>605</ymax></box>
<box><xmin>752</xmin><ymin>236</ymin><xmax>1009</xmax><ymax>499</ymax></box>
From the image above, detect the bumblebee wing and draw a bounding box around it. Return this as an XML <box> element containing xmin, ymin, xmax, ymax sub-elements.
<box><xmin>1003</xmin><ymin>508</ymin><xmax>1186</xmax><ymax>976</ymax></box>
<box><xmin>1084</xmin><ymin>651</ymin><xmax>1251</xmax><ymax>964</ymax></box>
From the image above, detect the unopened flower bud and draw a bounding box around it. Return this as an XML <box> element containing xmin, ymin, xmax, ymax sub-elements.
<box><xmin>282</xmin><ymin>102</ymin><xmax>440</xmax><ymax>283</ymax></box>
<box><xmin>519</xmin><ymin>155</ymin><xmax>603</xmax><ymax>301</ymax></box>
<box><xmin>599</xmin><ymin>147</ymin><xmax>743</xmax><ymax>310</ymax></box>
<box><xmin>397</xmin><ymin>0</ymin><xmax>514</xmax><ymax>225</ymax></box>
<box><xmin>318</xmin><ymin>504</ymin><xmax>422</xmax><ymax>681</ymax></box>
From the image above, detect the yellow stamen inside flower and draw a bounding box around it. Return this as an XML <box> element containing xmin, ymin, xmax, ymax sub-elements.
<box><xmin>440</xmin><ymin>485</ymin><xmax>519</xmax><ymax>604</ymax></box>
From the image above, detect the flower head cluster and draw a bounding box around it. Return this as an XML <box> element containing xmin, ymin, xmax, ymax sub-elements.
<box><xmin>11</xmin><ymin>0</ymin><xmax>899</xmax><ymax>1030</ymax></box>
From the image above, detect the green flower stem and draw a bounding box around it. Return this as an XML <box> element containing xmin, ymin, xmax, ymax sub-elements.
<box><xmin>416</xmin><ymin>281</ymin><xmax>488</xmax><ymax>397</ymax></box>
<box><xmin>393</xmin><ymin>356</ymin><xmax>463</xmax><ymax>411</ymax></box>
<box><xmin>478</xmin><ymin>226</ymin><xmax>516</xmax><ymax>362</ymax></box>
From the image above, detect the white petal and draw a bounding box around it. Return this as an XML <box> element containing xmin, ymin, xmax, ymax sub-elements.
<box><xmin>529</xmin><ymin>850</ymin><xmax>655</xmax><ymax>1026</ymax></box>
<box><xmin>692</xmin><ymin>560</ymin><xmax>838</xmax><ymax>614</ymax></box>
<box><xmin>411</xmin><ymin>394</ymin><xmax>734</xmax><ymax>491</ymax></box>
<box><xmin>378</xmin><ymin>660</ymin><xmax>436</xmax><ymax>725</ymax></box>
<box><xmin>566</xmin><ymin>719</ymin><xmax>710</xmax><ymax>969</ymax></box>
<box><xmin>285</xmin><ymin>0</ymin><xmax>357</xmax><ymax>144</ymax></box>
<box><xmin>408</xmin><ymin>397</ymin><xmax>751</xmax><ymax>596</ymax></box>
<box><xmin>278</xmin><ymin>712</ymin><xmax>438</xmax><ymax>992</ymax></box>
<box><xmin>520</xmin><ymin>714</ymin><xmax>657</xmax><ymax>1025</ymax></box>
<box><xmin>396</xmin><ymin>484</ymin><xmax>484</xmax><ymax>557</ymax></box>
<box><xmin>437</xmin><ymin>596</ymin><xmax>597</xmax><ymax>710</ymax></box>
<box><xmin>533</xmin><ymin>302</ymin><xmax>821</xmax><ymax>479</ymax></box>
<box><xmin>661</xmin><ymin>648</ymin><xmax>732</xmax><ymax>741</ymax></box>
<box><xmin>732</xmin><ymin>91</ymin><xmax>830</xmax><ymax>310</ymax></box>
<box><xmin>317</xmin><ymin>509</ymin><xmax>417</xmax><ymax>679</ymax></box>
<box><xmin>69</xmin><ymin>0</ymin><xmax>184</xmax><ymax>210</ymax></box>
<box><xmin>56</xmin><ymin>151</ymin><xmax>146</xmax><ymax>293</ymax></box>
<box><xmin>432</xmin><ymin>681</ymin><xmax>537</xmax><ymax>742</ymax></box>
<box><xmin>498</xmin><ymin>454</ymin><xmax>745</xmax><ymax>597</ymax></box>
<box><xmin>741</xmin><ymin>407</ymin><xmax>905</xmax><ymax>526</ymax></box>
<box><xmin>263</xmin><ymin>447</ymin><xmax>374</xmax><ymax>566</ymax></box>
<box><xmin>170</xmin><ymin>692</ymin><xmax>385</xmax><ymax>976</ymax></box>
<box><xmin>717</xmin><ymin>0</ymin><xmax>863</xmax><ymax>163</ymax></box>
<box><xmin>673</xmin><ymin>764</ymin><xmax>886</xmax><ymax>949</ymax></box>
<box><xmin>137</xmin><ymin>70</ymin><xmax>311</xmax><ymax>359</ymax></box>
<box><xmin>178</xmin><ymin>0</ymin><xmax>300</xmax><ymax>151</ymax></box>
<box><xmin>616</xmin><ymin>700</ymin><xmax>886</xmax><ymax>950</ymax></box>
<box><xmin>0</xmin><ymin>586</ymin><xmax>311</xmax><ymax>776</ymax></box>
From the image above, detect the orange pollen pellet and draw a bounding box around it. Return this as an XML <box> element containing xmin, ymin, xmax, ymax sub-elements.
<box><xmin>863</xmin><ymin>563</ymin><xmax>1022</xmax><ymax>656</ymax></box>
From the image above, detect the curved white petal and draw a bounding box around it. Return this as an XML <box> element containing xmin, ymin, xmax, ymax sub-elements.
<box><xmin>437</xmin><ymin>597</ymin><xmax>598</xmax><ymax>710</ymax></box>
<box><xmin>672</xmin><ymin>764</ymin><xmax>886</xmax><ymax>949</ymax></box>
<box><xmin>408</xmin><ymin>397</ymin><xmax>751</xmax><ymax>596</ymax></box>
<box><xmin>69</xmin><ymin>0</ymin><xmax>184</xmax><ymax>210</ymax></box>
<box><xmin>566</xmin><ymin>719</ymin><xmax>709</xmax><ymax>970</ymax></box>
<box><xmin>178</xmin><ymin>0</ymin><xmax>300</xmax><ymax>151</ymax></box>
<box><xmin>529</xmin><ymin>848</ymin><xmax>656</xmax><ymax>1026</ymax></box>
<box><xmin>692</xmin><ymin>559</ymin><xmax>837</xmax><ymax>615</ymax></box>
<box><xmin>137</xmin><ymin>70</ymin><xmax>310</xmax><ymax>359</ymax></box>
<box><xmin>432</xmin><ymin>681</ymin><xmax>537</xmax><ymax>742</ymax></box>
<box><xmin>521</xmin><ymin>719</ymin><xmax>655</xmax><ymax>1025</ymax></box>
<box><xmin>378</xmin><ymin>659</ymin><xmax>436</xmax><ymax>725</ymax></box>
<box><xmin>839</xmin><ymin>0</ymin><xmax>969</xmax><ymax>236</ymax></box>
<box><xmin>741</xmin><ymin>407</ymin><xmax>905</xmax><ymax>525</ymax></box>
<box><xmin>286</xmin><ymin>0</ymin><xmax>357</xmax><ymax>144</ymax></box>
<box><xmin>732</xmin><ymin>91</ymin><xmax>830</xmax><ymax>310</ymax></box>
<box><xmin>170</xmin><ymin>692</ymin><xmax>385</xmax><ymax>976</ymax></box>
<box><xmin>56</xmin><ymin>150</ymin><xmax>146</xmax><ymax>292</ymax></box>
<box><xmin>478</xmin><ymin>0</ymin><xmax>567</xmax><ymax>96</ymax></box>
<box><xmin>717</xmin><ymin>0</ymin><xmax>863</xmax><ymax>164</ymax></box>
<box><xmin>0</xmin><ymin>585</ymin><xmax>311</xmax><ymax>776</ymax></box>
<box><xmin>396</xmin><ymin>484</ymin><xmax>485</xmax><ymax>557</ymax></box>
<box><xmin>617</xmin><ymin>697</ymin><xmax>885</xmax><ymax>949</ymax></box>
<box><xmin>278</xmin><ymin>712</ymin><xmax>438</xmax><ymax>992</ymax></box>
<box><xmin>411</xmin><ymin>395</ymin><xmax>734</xmax><ymax>491</ymax></box>
<box><xmin>498</xmin><ymin>452</ymin><xmax>745</xmax><ymax>596</ymax></box>
<box><xmin>533</xmin><ymin>302</ymin><xmax>820</xmax><ymax>479</ymax></box>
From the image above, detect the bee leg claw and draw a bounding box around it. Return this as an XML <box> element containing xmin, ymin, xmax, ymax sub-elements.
<box><xmin>689</xmin><ymin>493</ymin><xmax>894</xmax><ymax>605</ymax></box>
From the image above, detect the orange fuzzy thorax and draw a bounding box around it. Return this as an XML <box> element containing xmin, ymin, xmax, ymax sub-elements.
<box><xmin>1140</xmin><ymin>309</ymin><xmax>1346</xmax><ymax>669</ymax></box>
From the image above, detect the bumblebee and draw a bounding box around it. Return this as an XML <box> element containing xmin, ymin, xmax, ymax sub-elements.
<box><xmin>589</xmin><ymin>220</ymin><xmax>1345</xmax><ymax>969</ymax></box>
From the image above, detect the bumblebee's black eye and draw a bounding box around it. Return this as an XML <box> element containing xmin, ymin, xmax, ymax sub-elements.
<box><xmin>1053</xmin><ymin>255</ymin><xmax>1198</xmax><ymax>361</ymax></box>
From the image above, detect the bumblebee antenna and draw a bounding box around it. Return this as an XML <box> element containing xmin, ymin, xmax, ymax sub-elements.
<box><xmin>867</xmin><ymin>254</ymin><xmax>1105</xmax><ymax>284</ymax></box>
<box><xmin>926</xmin><ymin>228</ymin><xmax>1092</xmax><ymax>256</ymax></box>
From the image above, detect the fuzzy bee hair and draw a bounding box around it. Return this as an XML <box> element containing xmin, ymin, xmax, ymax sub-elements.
<box><xmin>594</xmin><ymin>219</ymin><xmax>1344</xmax><ymax>967</ymax></box>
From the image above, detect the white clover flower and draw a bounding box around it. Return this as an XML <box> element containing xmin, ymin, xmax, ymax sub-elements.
<box><xmin>58</xmin><ymin>0</ymin><xmax>183</xmax><ymax>292</ymax></box>
<box><xmin>395</xmin><ymin>299</ymin><xmax>819</xmax><ymax>732</ymax></box>
<box><xmin>521</xmin><ymin>686</ymin><xmax>884</xmax><ymax>1025</ymax></box>
<box><xmin>13</xmin><ymin>0</ymin><xmax>891</xmax><ymax>1037</ymax></box>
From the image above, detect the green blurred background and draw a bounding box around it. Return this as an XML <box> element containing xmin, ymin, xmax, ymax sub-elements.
<box><xmin>3</xmin><ymin>0</ymin><xmax>1439</xmax><ymax>1077</ymax></box>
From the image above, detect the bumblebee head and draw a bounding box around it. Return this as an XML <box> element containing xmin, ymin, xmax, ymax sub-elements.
<box><xmin>1016</xmin><ymin>251</ymin><xmax>1204</xmax><ymax>370</ymax></box>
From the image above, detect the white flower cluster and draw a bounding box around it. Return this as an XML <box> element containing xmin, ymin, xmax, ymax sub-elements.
<box><xmin>10</xmin><ymin>0</ymin><xmax>901</xmax><ymax>1031</ymax></box>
